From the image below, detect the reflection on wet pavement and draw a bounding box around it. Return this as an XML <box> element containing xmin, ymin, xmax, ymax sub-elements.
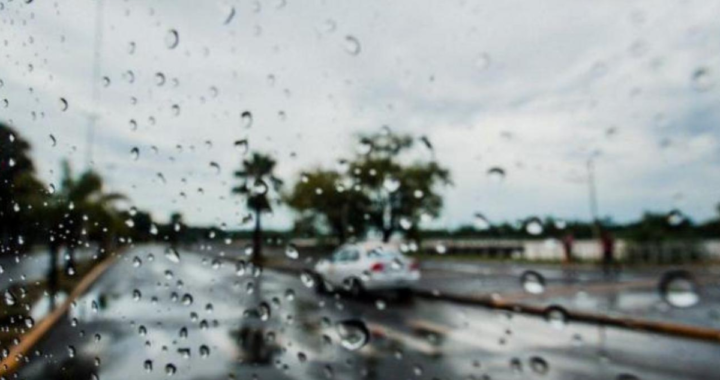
<box><xmin>15</xmin><ymin>245</ymin><xmax>720</xmax><ymax>380</ymax></box>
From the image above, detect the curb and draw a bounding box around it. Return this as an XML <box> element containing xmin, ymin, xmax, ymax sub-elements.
<box><xmin>412</xmin><ymin>289</ymin><xmax>720</xmax><ymax>343</ymax></box>
<box><xmin>0</xmin><ymin>254</ymin><xmax>118</xmax><ymax>378</ymax></box>
<box><xmin>267</xmin><ymin>265</ymin><xmax>720</xmax><ymax>344</ymax></box>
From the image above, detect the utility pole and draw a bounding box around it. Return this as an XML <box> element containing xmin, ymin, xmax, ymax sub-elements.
<box><xmin>85</xmin><ymin>0</ymin><xmax>105</xmax><ymax>169</ymax></box>
<box><xmin>587</xmin><ymin>157</ymin><xmax>601</xmax><ymax>239</ymax></box>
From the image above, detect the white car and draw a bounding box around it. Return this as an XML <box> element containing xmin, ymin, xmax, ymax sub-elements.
<box><xmin>313</xmin><ymin>242</ymin><xmax>420</xmax><ymax>296</ymax></box>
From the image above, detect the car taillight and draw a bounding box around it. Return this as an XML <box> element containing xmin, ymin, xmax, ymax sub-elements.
<box><xmin>370</xmin><ymin>262</ymin><xmax>384</xmax><ymax>272</ymax></box>
<box><xmin>409</xmin><ymin>260</ymin><xmax>419</xmax><ymax>271</ymax></box>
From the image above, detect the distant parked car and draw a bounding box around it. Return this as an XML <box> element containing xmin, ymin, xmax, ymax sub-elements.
<box><xmin>313</xmin><ymin>242</ymin><xmax>420</xmax><ymax>296</ymax></box>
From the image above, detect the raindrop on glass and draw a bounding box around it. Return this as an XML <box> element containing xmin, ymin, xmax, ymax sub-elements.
<box><xmin>344</xmin><ymin>35</ymin><xmax>361</xmax><ymax>55</ymax></box>
<box><xmin>520</xmin><ymin>270</ymin><xmax>546</xmax><ymax>294</ymax></box>
<box><xmin>165</xmin><ymin>30</ymin><xmax>179</xmax><ymax>49</ymax></box>
<box><xmin>659</xmin><ymin>270</ymin><xmax>699</xmax><ymax>308</ymax></box>
<box><xmin>285</xmin><ymin>243</ymin><xmax>299</xmax><ymax>260</ymax></box>
<box><xmin>241</xmin><ymin>111</ymin><xmax>253</xmax><ymax>128</ymax></box>
<box><xmin>336</xmin><ymin>319</ymin><xmax>370</xmax><ymax>351</ymax></box>
<box><xmin>691</xmin><ymin>67</ymin><xmax>713</xmax><ymax>92</ymax></box>
<box><xmin>487</xmin><ymin>167</ymin><xmax>506</xmax><ymax>182</ymax></box>
<box><xmin>165</xmin><ymin>248</ymin><xmax>181</xmax><ymax>263</ymax></box>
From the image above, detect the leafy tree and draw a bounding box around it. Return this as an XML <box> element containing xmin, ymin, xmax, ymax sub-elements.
<box><xmin>349</xmin><ymin>130</ymin><xmax>451</xmax><ymax>242</ymax></box>
<box><xmin>285</xmin><ymin>169</ymin><xmax>371</xmax><ymax>242</ymax></box>
<box><xmin>232</xmin><ymin>153</ymin><xmax>282</xmax><ymax>265</ymax></box>
<box><xmin>0</xmin><ymin>123</ymin><xmax>46</xmax><ymax>254</ymax></box>
<box><xmin>285</xmin><ymin>130</ymin><xmax>450</xmax><ymax>243</ymax></box>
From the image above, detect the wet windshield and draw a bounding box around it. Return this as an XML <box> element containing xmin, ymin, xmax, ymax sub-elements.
<box><xmin>1</xmin><ymin>1</ymin><xmax>720</xmax><ymax>380</ymax></box>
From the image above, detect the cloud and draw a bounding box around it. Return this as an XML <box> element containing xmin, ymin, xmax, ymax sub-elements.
<box><xmin>1</xmin><ymin>0</ymin><xmax>719</xmax><ymax>229</ymax></box>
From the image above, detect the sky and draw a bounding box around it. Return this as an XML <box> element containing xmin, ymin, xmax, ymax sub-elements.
<box><xmin>1</xmin><ymin>0</ymin><xmax>720</xmax><ymax>230</ymax></box>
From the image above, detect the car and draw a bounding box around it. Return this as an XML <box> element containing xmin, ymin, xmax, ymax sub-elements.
<box><xmin>313</xmin><ymin>242</ymin><xmax>421</xmax><ymax>296</ymax></box>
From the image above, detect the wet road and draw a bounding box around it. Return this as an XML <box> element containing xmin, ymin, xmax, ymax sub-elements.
<box><xmin>15</xmin><ymin>245</ymin><xmax>720</xmax><ymax>380</ymax></box>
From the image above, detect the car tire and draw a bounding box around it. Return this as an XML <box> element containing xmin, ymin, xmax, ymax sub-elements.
<box><xmin>348</xmin><ymin>278</ymin><xmax>365</xmax><ymax>298</ymax></box>
<box><xmin>314</xmin><ymin>273</ymin><xmax>327</xmax><ymax>294</ymax></box>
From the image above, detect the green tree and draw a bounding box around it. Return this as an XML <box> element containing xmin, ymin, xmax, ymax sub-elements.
<box><xmin>285</xmin><ymin>169</ymin><xmax>371</xmax><ymax>242</ymax></box>
<box><xmin>232</xmin><ymin>153</ymin><xmax>282</xmax><ymax>265</ymax></box>
<box><xmin>350</xmin><ymin>131</ymin><xmax>451</xmax><ymax>242</ymax></box>
<box><xmin>0</xmin><ymin>123</ymin><xmax>46</xmax><ymax>254</ymax></box>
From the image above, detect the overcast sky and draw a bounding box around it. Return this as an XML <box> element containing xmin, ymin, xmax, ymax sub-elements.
<box><xmin>2</xmin><ymin>0</ymin><xmax>720</xmax><ymax>230</ymax></box>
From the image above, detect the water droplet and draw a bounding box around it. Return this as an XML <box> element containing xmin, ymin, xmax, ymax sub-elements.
<box><xmin>344</xmin><ymin>35</ymin><xmax>361</xmax><ymax>55</ymax></box>
<box><xmin>545</xmin><ymin>305</ymin><xmax>568</xmax><ymax>329</ymax></box>
<box><xmin>165</xmin><ymin>248</ymin><xmax>181</xmax><ymax>263</ymax></box>
<box><xmin>252</xmin><ymin>179</ymin><xmax>268</xmax><ymax>195</ymax></box>
<box><xmin>336</xmin><ymin>320</ymin><xmax>370</xmax><ymax>351</ymax></box>
<box><xmin>241</xmin><ymin>111</ymin><xmax>253</xmax><ymax>128</ymax></box>
<box><xmin>165</xmin><ymin>363</ymin><xmax>177</xmax><ymax>376</ymax></box>
<box><xmin>474</xmin><ymin>52</ymin><xmax>492</xmax><ymax>71</ymax></box>
<box><xmin>525</xmin><ymin>218</ymin><xmax>543</xmax><ymax>235</ymax></box>
<box><xmin>474</xmin><ymin>213</ymin><xmax>490</xmax><ymax>230</ymax></box>
<box><xmin>399</xmin><ymin>217</ymin><xmax>412</xmax><ymax>230</ymax></box>
<box><xmin>209</xmin><ymin>161</ymin><xmax>221</xmax><ymax>175</ymax></box>
<box><xmin>487</xmin><ymin>167</ymin><xmax>506</xmax><ymax>182</ymax></box>
<box><xmin>59</xmin><ymin>97</ymin><xmax>68</xmax><ymax>111</ymax></box>
<box><xmin>234</xmin><ymin>139</ymin><xmax>249</xmax><ymax>155</ymax></box>
<box><xmin>357</xmin><ymin>139</ymin><xmax>373</xmax><ymax>155</ymax></box>
<box><xmin>435</xmin><ymin>243</ymin><xmax>447</xmax><ymax>255</ymax></box>
<box><xmin>49</xmin><ymin>134</ymin><xmax>57</xmax><ymax>147</ymax></box>
<box><xmin>24</xmin><ymin>317</ymin><xmax>35</xmax><ymax>329</ymax></box>
<box><xmin>285</xmin><ymin>243</ymin><xmax>299</xmax><ymax>260</ymax></box>
<box><xmin>133</xmin><ymin>289</ymin><xmax>142</xmax><ymax>302</ymax></box>
<box><xmin>667</xmin><ymin>209</ymin><xmax>685</xmax><ymax>226</ymax></box>
<box><xmin>68</xmin><ymin>345</ymin><xmax>76</xmax><ymax>358</ymax></box>
<box><xmin>199</xmin><ymin>345</ymin><xmax>210</xmax><ymax>358</ymax></box>
<box><xmin>165</xmin><ymin>30</ymin><xmax>179</xmax><ymax>49</ymax></box>
<box><xmin>224</xmin><ymin>6</ymin><xmax>236</xmax><ymax>24</ymax></box>
<box><xmin>259</xmin><ymin>302</ymin><xmax>271</xmax><ymax>321</ymax></box>
<box><xmin>155</xmin><ymin>72</ymin><xmax>166</xmax><ymax>86</ymax></box>
<box><xmin>529</xmin><ymin>356</ymin><xmax>549</xmax><ymax>375</ymax></box>
<box><xmin>181</xmin><ymin>293</ymin><xmax>194</xmax><ymax>306</ymax></box>
<box><xmin>383</xmin><ymin>177</ymin><xmax>400</xmax><ymax>193</ymax></box>
<box><xmin>143</xmin><ymin>360</ymin><xmax>153</xmax><ymax>372</ymax></box>
<box><xmin>691</xmin><ymin>67</ymin><xmax>713</xmax><ymax>92</ymax></box>
<box><xmin>659</xmin><ymin>270</ymin><xmax>699</xmax><ymax>308</ymax></box>
<box><xmin>520</xmin><ymin>270</ymin><xmax>545</xmax><ymax>294</ymax></box>
<box><xmin>300</xmin><ymin>270</ymin><xmax>316</xmax><ymax>288</ymax></box>
<box><xmin>375</xmin><ymin>299</ymin><xmax>386</xmax><ymax>310</ymax></box>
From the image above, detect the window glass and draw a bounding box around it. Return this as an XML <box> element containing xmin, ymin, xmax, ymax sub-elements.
<box><xmin>0</xmin><ymin>1</ymin><xmax>718</xmax><ymax>380</ymax></box>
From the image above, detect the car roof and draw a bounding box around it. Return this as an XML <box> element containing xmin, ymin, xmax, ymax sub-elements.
<box><xmin>342</xmin><ymin>241</ymin><xmax>401</xmax><ymax>253</ymax></box>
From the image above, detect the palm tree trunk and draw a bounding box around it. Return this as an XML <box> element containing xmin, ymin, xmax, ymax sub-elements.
<box><xmin>252</xmin><ymin>208</ymin><xmax>262</xmax><ymax>265</ymax></box>
<box><xmin>48</xmin><ymin>244</ymin><xmax>59</xmax><ymax>311</ymax></box>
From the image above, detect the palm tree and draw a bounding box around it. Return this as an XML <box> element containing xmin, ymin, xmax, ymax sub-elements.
<box><xmin>44</xmin><ymin>161</ymin><xmax>125</xmax><ymax>309</ymax></box>
<box><xmin>0</xmin><ymin>123</ymin><xmax>45</xmax><ymax>254</ymax></box>
<box><xmin>232</xmin><ymin>153</ymin><xmax>282</xmax><ymax>265</ymax></box>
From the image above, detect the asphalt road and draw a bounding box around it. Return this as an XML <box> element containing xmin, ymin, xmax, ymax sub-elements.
<box><xmin>13</xmin><ymin>245</ymin><xmax>720</xmax><ymax>380</ymax></box>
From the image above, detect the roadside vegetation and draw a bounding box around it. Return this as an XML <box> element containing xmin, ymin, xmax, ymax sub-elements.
<box><xmin>2</xmin><ymin>121</ymin><xmax>719</xmax><ymax>285</ymax></box>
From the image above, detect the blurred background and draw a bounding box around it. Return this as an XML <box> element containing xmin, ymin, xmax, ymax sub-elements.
<box><xmin>1</xmin><ymin>0</ymin><xmax>720</xmax><ymax>379</ymax></box>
